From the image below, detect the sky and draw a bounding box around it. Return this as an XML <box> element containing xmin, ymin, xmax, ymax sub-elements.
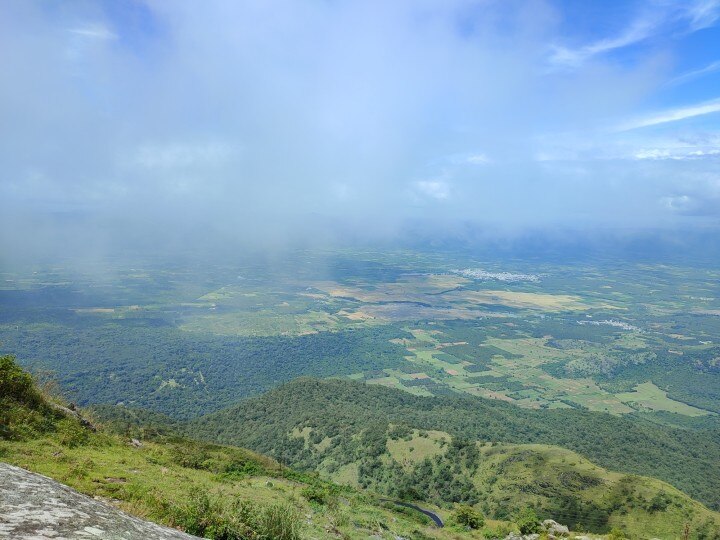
<box><xmin>1</xmin><ymin>0</ymin><xmax>720</xmax><ymax>256</ymax></box>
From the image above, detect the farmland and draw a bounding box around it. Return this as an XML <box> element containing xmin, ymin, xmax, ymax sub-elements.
<box><xmin>1</xmin><ymin>248</ymin><xmax>719</xmax><ymax>423</ymax></box>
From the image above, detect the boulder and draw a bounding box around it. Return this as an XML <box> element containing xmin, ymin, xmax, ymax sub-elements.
<box><xmin>542</xmin><ymin>519</ymin><xmax>570</xmax><ymax>536</ymax></box>
<box><xmin>0</xmin><ymin>462</ymin><xmax>198</xmax><ymax>539</ymax></box>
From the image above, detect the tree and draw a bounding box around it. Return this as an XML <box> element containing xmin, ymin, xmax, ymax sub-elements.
<box><xmin>453</xmin><ymin>505</ymin><xmax>484</xmax><ymax>529</ymax></box>
<box><xmin>515</xmin><ymin>507</ymin><xmax>541</xmax><ymax>535</ymax></box>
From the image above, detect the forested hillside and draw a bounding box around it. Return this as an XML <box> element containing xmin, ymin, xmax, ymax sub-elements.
<box><xmin>0</xmin><ymin>322</ymin><xmax>408</xmax><ymax>418</ymax></box>
<box><xmin>0</xmin><ymin>355</ymin><xmax>466</xmax><ymax>539</ymax></box>
<box><xmin>188</xmin><ymin>378</ymin><xmax>720</xmax><ymax>512</ymax></box>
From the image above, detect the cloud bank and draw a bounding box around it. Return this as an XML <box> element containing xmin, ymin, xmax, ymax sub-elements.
<box><xmin>1</xmin><ymin>0</ymin><xmax>720</xmax><ymax>258</ymax></box>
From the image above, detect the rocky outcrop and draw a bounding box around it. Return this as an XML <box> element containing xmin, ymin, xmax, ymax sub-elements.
<box><xmin>503</xmin><ymin>519</ymin><xmax>571</xmax><ymax>540</ymax></box>
<box><xmin>0</xmin><ymin>463</ymin><xmax>198</xmax><ymax>539</ymax></box>
<box><xmin>543</xmin><ymin>519</ymin><xmax>570</xmax><ymax>537</ymax></box>
<box><xmin>50</xmin><ymin>402</ymin><xmax>97</xmax><ymax>432</ymax></box>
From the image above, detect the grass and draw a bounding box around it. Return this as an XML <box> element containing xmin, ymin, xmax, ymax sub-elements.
<box><xmin>615</xmin><ymin>382</ymin><xmax>710</xmax><ymax>416</ymax></box>
<box><xmin>386</xmin><ymin>429</ymin><xmax>450</xmax><ymax>466</ymax></box>
<box><xmin>2</xmin><ymin>420</ymin><xmax>484</xmax><ymax>539</ymax></box>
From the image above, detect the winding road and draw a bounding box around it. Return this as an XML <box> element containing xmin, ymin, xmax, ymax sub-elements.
<box><xmin>380</xmin><ymin>498</ymin><xmax>444</xmax><ymax>527</ymax></box>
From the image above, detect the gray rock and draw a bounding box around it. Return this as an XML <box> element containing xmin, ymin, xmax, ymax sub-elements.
<box><xmin>50</xmin><ymin>404</ymin><xmax>96</xmax><ymax>432</ymax></box>
<box><xmin>542</xmin><ymin>519</ymin><xmax>569</xmax><ymax>536</ymax></box>
<box><xmin>0</xmin><ymin>462</ymin><xmax>198</xmax><ymax>539</ymax></box>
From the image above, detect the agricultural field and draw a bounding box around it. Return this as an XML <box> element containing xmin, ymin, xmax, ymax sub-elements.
<box><xmin>1</xmin><ymin>248</ymin><xmax>720</xmax><ymax>423</ymax></box>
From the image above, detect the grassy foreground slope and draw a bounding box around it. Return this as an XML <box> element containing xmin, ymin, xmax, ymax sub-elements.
<box><xmin>5</xmin><ymin>353</ymin><xmax>720</xmax><ymax>538</ymax></box>
<box><xmin>188</xmin><ymin>378</ymin><xmax>720</xmax><ymax>514</ymax></box>
<box><xmin>0</xmin><ymin>355</ymin><xmax>485</xmax><ymax>540</ymax></box>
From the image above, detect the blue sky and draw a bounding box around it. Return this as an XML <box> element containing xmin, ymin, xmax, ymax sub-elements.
<box><xmin>1</xmin><ymin>0</ymin><xmax>720</xmax><ymax>252</ymax></box>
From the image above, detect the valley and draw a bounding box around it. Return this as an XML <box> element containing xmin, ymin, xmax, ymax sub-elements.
<box><xmin>2</xmin><ymin>249</ymin><xmax>719</xmax><ymax>420</ymax></box>
<box><xmin>3</xmin><ymin>249</ymin><xmax>720</xmax><ymax>538</ymax></box>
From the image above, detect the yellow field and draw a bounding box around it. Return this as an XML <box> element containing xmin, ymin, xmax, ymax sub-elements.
<box><xmin>453</xmin><ymin>290</ymin><xmax>587</xmax><ymax>311</ymax></box>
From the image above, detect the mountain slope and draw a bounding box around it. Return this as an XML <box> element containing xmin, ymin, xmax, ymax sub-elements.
<box><xmin>0</xmin><ymin>355</ymin><xmax>486</xmax><ymax>539</ymax></box>
<box><xmin>328</xmin><ymin>429</ymin><xmax>720</xmax><ymax>538</ymax></box>
<box><xmin>5</xmin><ymin>353</ymin><xmax>720</xmax><ymax>538</ymax></box>
<box><xmin>187</xmin><ymin>378</ymin><xmax>720</xmax><ymax>514</ymax></box>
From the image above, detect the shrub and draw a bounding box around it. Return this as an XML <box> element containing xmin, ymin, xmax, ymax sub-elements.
<box><xmin>452</xmin><ymin>504</ymin><xmax>485</xmax><ymax>529</ymax></box>
<box><xmin>301</xmin><ymin>484</ymin><xmax>331</xmax><ymax>504</ymax></box>
<box><xmin>646</xmin><ymin>491</ymin><xmax>672</xmax><ymax>513</ymax></box>
<box><xmin>0</xmin><ymin>355</ymin><xmax>38</xmax><ymax>403</ymax></box>
<box><xmin>170</xmin><ymin>442</ymin><xmax>211</xmax><ymax>470</ymax></box>
<box><xmin>67</xmin><ymin>458</ymin><xmax>95</xmax><ymax>479</ymax></box>
<box><xmin>0</xmin><ymin>355</ymin><xmax>57</xmax><ymax>440</ymax></box>
<box><xmin>515</xmin><ymin>507</ymin><xmax>541</xmax><ymax>535</ymax></box>
<box><xmin>483</xmin><ymin>523</ymin><xmax>512</xmax><ymax>538</ymax></box>
<box><xmin>174</xmin><ymin>488</ymin><xmax>247</xmax><ymax>539</ymax></box>
<box><xmin>221</xmin><ymin>458</ymin><xmax>262</xmax><ymax>479</ymax></box>
<box><xmin>173</xmin><ymin>488</ymin><xmax>302</xmax><ymax>540</ymax></box>
<box><xmin>57</xmin><ymin>418</ymin><xmax>91</xmax><ymax>448</ymax></box>
<box><xmin>256</xmin><ymin>503</ymin><xmax>302</xmax><ymax>540</ymax></box>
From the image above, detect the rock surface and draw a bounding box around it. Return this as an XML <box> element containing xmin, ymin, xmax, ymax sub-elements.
<box><xmin>0</xmin><ymin>462</ymin><xmax>198</xmax><ymax>539</ymax></box>
<box><xmin>504</xmin><ymin>534</ymin><xmax>539</xmax><ymax>540</ymax></box>
<box><xmin>542</xmin><ymin>519</ymin><xmax>570</xmax><ymax>537</ymax></box>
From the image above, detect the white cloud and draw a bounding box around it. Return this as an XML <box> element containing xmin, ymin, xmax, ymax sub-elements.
<box><xmin>67</xmin><ymin>24</ymin><xmax>117</xmax><ymax>40</ymax></box>
<box><xmin>331</xmin><ymin>183</ymin><xmax>352</xmax><ymax>201</ymax></box>
<box><xmin>685</xmin><ymin>0</ymin><xmax>720</xmax><ymax>30</ymax></box>
<box><xmin>131</xmin><ymin>142</ymin><xmax>236</xmax><ymax>170</ymax></box>
<box><xmin>661</xmin><ymin>194</ymin><xmax>694</xmax><ymax>211</ymax></box>
<box><xmin>635</xmin><ymin>149</ymin><xmax>672</xmax><ymax>160</ymax></box>
<box><xmin>688</xmin><ymin>149</ymin><xmax>720</xmax><ymax>157</ymax></box>
<box><xmin>3</xmin><ymin>0</ymin><xmax>720</xmax><ymax>244</ymax></box>
<box><xmin>617</xmin><ymin>98</ymin><xmax>720</xmax><ymax>131</ymax></box>
<box><xmin>549</xmin><ymin>19</ymin><xmax>655</xmax><ymax>68</ymax></box>
<box><xmin>549</xmin><ymin>0</ymin><xmax>720</xmax><ymax>69</ymax></box>
<box><xmin>415</xmin><ymin>180</ymin><xmax>450</xmax><ymax>200</ymax></box>
<box><xmin>635</xmin><ymin>148</ymin><xmax>720</xmax><ymax>160</ymax></box>
<box><xmin>667</xmin><ymin>59</ymin><xmax>720</xmax><ymax>86</ymax></box>
<box><xmin>466</xmin><ymin>153</ymin><xmax>491</xmax><ymax>165</ymax></box>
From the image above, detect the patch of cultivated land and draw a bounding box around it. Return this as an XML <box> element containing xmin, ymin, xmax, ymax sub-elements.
<box><xmin>364</xmin><ymin>328</ymin><xmax>637</xmax><ymax>414</ymax></box>
<box><xmin>615</xmin><ymin>381</ymin><xmax>711</xmax><ymax>416</ymax></box>
<box><xmin>449</xmin><ymin>289</ymin><xmax>588</xmax><ymax>311</ymax></box>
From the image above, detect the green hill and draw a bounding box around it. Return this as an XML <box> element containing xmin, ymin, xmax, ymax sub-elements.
<box><xmin>5</xmin><ymin>354</ymin><xmax>720</xmax><ymax>539</ymax></box>
<box><xmin>186</xmin><ymin>377</ymin><xmax>720</xmax><ymax>536</ymax></box>
<box><xmin>0</xmin><ymin>355</ymin><xmax>489</xmax><ymax>539</ymax></box>
<box><xmin>335</xmin><ymin>428</ymin><xmax>720</xmax><ymax>538</ymax></box>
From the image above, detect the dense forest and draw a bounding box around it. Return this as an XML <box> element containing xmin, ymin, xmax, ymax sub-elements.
<box><xmin>186</xmin><ymin>378</ymin><xmax>720</xmax><ymax>511</ymax></box>
<box><xmin>0</xmin><ymin>323</ymin><xmax>409</xmax><ymax>418</ymax></box>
